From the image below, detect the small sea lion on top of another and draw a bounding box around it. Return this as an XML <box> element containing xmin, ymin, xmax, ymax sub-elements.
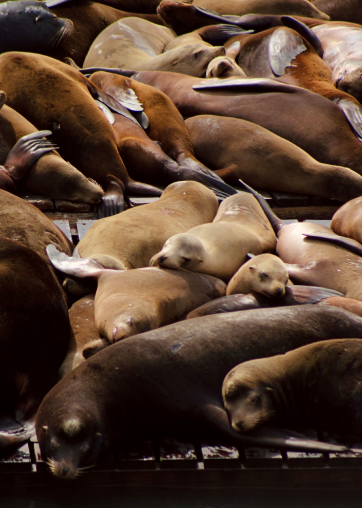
<box><xmin>150</xmin><ymin>192</ymin><xmax>276</xmax><ymax>282</ymax></box>
<box><xmin>36</xmin><ymin>305</ymin><xmax>362</xmax><ymax>479</ymax></box>
<box><xmin>205</xmin><ymin>42</ymin><xmax>246</xmax><ymax>78</ymax></box>
<box><xmin>222</xmin><ymin>339</ymin><xmax>362</xmax><ymax>435</ymax></box>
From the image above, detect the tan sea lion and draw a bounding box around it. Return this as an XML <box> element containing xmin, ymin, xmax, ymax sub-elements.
<box><xmin>83</xmin><ymin>17</ymin><xmax>225</xmax><ymax>77</ymax></box>
<box><xmin>185</xmin><ymin>115</ymin><xmax>362</xmax><ymax>200</ymax></box>
<box><xmin>35</xmin><ymin>305</ymin><xmax>362</xmax><ymax>479</ymax></box>
<box><xmin>77</xmin><ymin>181</ymin><xmax>218</xmax><ymax>269</ymax></box>
<box><xmin>205</xmin><ymin>42</ymin><xmax>245</xmax><ymax>79</ymax></box>
<box><xmin>48</xmin><ymin>246</ymin><xmax>226</xmax><ymax>347</ymax></box>
<box><xmin>223</xmin><ymin>339</ymin><xmax>362</xmax><ymax>435</ymax></box>
<box><xmin>150</xmin><ymin>192</ymin><xmax>276</xmax><ymax>282</ymax></box>
<box><xmin>331</xmin><ymin>197</ymin><xmax>362</xmax><ymax>245</ymax></box>
<box><xmin>0</xmin><ymin>235</ymin><xmax>70</xmax><ymax>448</ymax></box>
<box><xmin>226</xmin><ymin>254</ymin><xmax>289</xmax><ymax>297</ymax></box>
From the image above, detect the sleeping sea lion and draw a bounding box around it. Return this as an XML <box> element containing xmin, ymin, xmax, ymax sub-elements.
<box><xmin>36</xmin><ymin>305</ymin><xmax>362</xmax><ymax>478</ymax></box>
<box><xmin>150</xmin><ymin>192</ymin><xmax>276</xmax><ymax>282</ymax></box>
<box><xmin>223</xmin><ymin>339</ymin><xmax>362</xmax><ymax>435</ymax></box>
<box><xmin>331</xmin><ymin>197</ymin><xmax>362</xmax><ymax>245</ymax></box>
<box><xmin>313</xmin><ymin>0</ymin><xmax>362</xmax><ymax>24</ymax></box>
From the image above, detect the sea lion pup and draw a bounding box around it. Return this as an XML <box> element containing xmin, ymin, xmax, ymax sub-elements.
<box><xmin>0</xmin><ymin>236</ymin><xmax>70</xmax><ymax>449</ymax></box>
<box><xmin>185</xmin><ymin>115</ymin><xmax>362</xmax><ymax>200</ymax></box>
<box><xmin>205</xmin><ymin>42</ymin><xmax>246</xmax><ymax>79</ymax></box>
<box><xmin>47</xmin><ymin>0</ymin><xmax>163</xmax><ymax>67</ymax></box>
<box><xmin>77</xmin><ymin>182</ymin><xmax>218</xmax><ymax>269</ymax></box>
<box><xmin>226</xmin><ymin>253</ymin><xmax>289</xmax><ymax>297</ymax></box>
<box><xmin>150</xmin><ymin>192</ymin><xmax>276</xmax><ymax>282</ymax></box>
<box><xmin>223</xmin><ymin>339</ymin><xmax>362</xmax><ymax>435</ymax></box>
<box><xmin>36</xmin><ymin>305</ymin><xmax>362</xmax><ymax>479</ymax></box>
<box><xmin>83</xmin><ymin>17</ymin><xmax>226</xmax><ymax>77</ymax></box>
<box><xmin>331</xmin><ymin>197</ymin><xmax>362</xmax><ymax>245</ymax></box>
<box><xmin>0</xmin><ymin>104</ymin><xmax>103</xmax><ymax>204</ymax></box>
<box><xmin>47</xmin><ymin>245</ymin><xmax>226</xmax><ymax>349</ymax></box>
<box><xmin>0</xmin><ymin>0</ymin><xmax>74</xmax><ymax>54</ymax></box>
<box><xmin>117</xmin><ymin>71</ymin><xmax>362</xmax><ymax>174</ymax></box>
<box><xmin>187</xmin><ymin>286</ymin><xmax>344</xmax><ymax>319</ymax></box>
<box><xmin>0</xmin><ymin>52</ymin><xmax>161</xmax><ymax>217</ymax></box>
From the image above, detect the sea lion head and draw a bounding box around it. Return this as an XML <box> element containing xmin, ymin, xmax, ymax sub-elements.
<box><xmin>37</xmin><ymin>408</ymin><xmax>104</xmax><ymax>480</ymax></box>
<box><xmin>332</xmin><ymin>59</ymin><xmax>362</xmax><ymax>103</ymax></box>
<box><xmin>164</xmin><ymin>44</ymin><xmax>226</xmax><ymax>77</ymax></box>
<box><xmin>206</xmin><ymin>41</ymin><xmax>246</xmax><ymax>79</ymax></box>
<box><xmin>150</xmin><ymin>233</ymin><xmax>206</xmax><ymax>271</ymax></box>
<box><xmin>222</xmin><ymin>363</ymin><xmax>275</xmax><ymax>432</ymax></box>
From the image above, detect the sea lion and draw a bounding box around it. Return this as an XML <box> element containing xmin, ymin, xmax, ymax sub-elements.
<box><xmin>331</xmin><ymin>197</ymin><xmax>362</xmax><ymax>245</ymax></box>
<box><xmin>187</xmin><ymin>286</ymin><xmax>344</xmax><ymax>319</ymax></box>
<box><xmin>205</xmin><ymin>42</ymin><xmax>245</xmax><ymax>78</ymax></box>
<box><xmin>185</xmin><ymin>115</ymin><xmax>362</xmax><ymax>200</ymax></box>
<box><xmin>313</xmin><ymin>0</ymin><xmax>362</xmax><ymax>24</ymax></box>
<box><xmin>0</xmin><ymin>52</ymin><xmax>162</xmax><ymax>215</ymax></box>
<box><xmin>226</xmin><ymin>254</ymin><xmax>289</xmax><ymax>297</ymax></box>
<box><xmin>92</xmin><ymin>0</ymin><xmax>161</xmax><ymax>13</ymax></box>
<box><xmin>150</xmin><ymin>192</ymin><xmax>276</xmax><ymax>282</ymax></box>
<box><xmin>36</xmin><ymin>305</ymin><xmax>362</xmax><ymax>478</ymax></box>
<box><xmin>0</xmin><ymin>104</ymin><xmax>103</xmax><ymax>204</ymax></box>
<box><xmin>125</xmin><ymin>71</ymin><xmax>362</xmax><ymax>174</ymax></box>
<box><xmin>83</xmin><ymin>17</ymin><xmax>226</xmax><ymax>77</ymax></box>
<box><xmin>185</xmin><ymin>0</ymin><xmax>329</xmax><ymax>19</ymax></box>
<box><xmin>77</xmin><ymin>181</ymin><xmax>218</xmax><ymax>269</ymax></box>
<box><xmin>49</xmin><ymin>0</ymin><xmax>163</xmax><ymax>66</ymax></box>
<box><xmin>48</xmin><ymin>246</ymin><xmax>226</xmax><ymax>348</ymax></box>
<box><xmin>223</xmin><ymin>339</ymin><xmax>362</xmax><ymax>435</ymax></box>
<box><xmin>0</xmin><ymin>0</ymin><xmax>73</xmax><ymax>54</ymax></box>
<box><xmin>0</xmin><ymin>235</ymin><xmax>70</xmax><ymax>448</ymax></box>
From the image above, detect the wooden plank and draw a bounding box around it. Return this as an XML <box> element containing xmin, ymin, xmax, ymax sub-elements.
<box><xmin>53</xmin><ymin>220</ymin><xmax>72</xmax><ymax>243</ymax></box>
<box><xmin>322</xmin><ymin>431</ymin><xmax>362</xmax><ymax>468</ymax></box>
<box><xmin>243</xmin><ymin>447</ymin><xmax>283</xmax><ymax>468</ymax></box>
<box><xmin>269</xmin><ymin>192</ymin><xmax>311</xmax><ymax>207</ymax></box>
<box><xmin>159</xmin><ymin>438</ymin><xmax>198</xmax><ymax>469</ymax></box>
<box><xmin>200</xmin><ymin>443</ymin><xmax>241</xmax><ymax>469</ymax></box>
<box><xmin>18</xmin><ymin>193</ymin><xmax>54</xmax><ymax>211</ymax></box>
<box><xmin>305</xmin><ymin>219</ymin><xmax>332</xmax><ymax>228</ymax></box>
<box><xmin>117</xmin><ymin>440</ymin><xmax>156</xmax><ymax>470</ymax></box>
<box><xmin>0</xmin><ymin>443</ymin><xmax>32</xmax><ymax>472</ymax></box>
<box><xmin>285</xmin><ymin>429</ymin><xmax>324</xmax><ymax>467</ymax></box>
<box><xmin>76</xmin><ymin>220</ymin><xmax>97</xmax><ymax>241</ymax></box>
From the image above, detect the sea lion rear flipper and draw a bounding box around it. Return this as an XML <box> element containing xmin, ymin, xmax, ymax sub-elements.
<box><xmin>80</xmin><ymin>68</ymin><xmax>135</xmax><ymax>78</ymax></box>
<box><xmin>177</xmin><ymin>166</ymin><xmax>237</xmax><ymax>198</ymax></box>
<box><xmin>336</xmin><ymin>100</ymin><xmax>362</xmax><ymax>143</ymax></box>
<box><xmin>4</xmin><ymin>130</ymin><xmax>58</xmax><ymax>184</ymax></box>
<box><xmin>268</xmin><ymin>28</ymin><xmax>307</xmax><ymax>77</ymax></box>
<box><xmin>46</xmin><ymin>244</ymin><xmax>105</xmax><ymax>279</ymax></box>
<box><xmin>193</xmin><ymin>78</ymin><xmax>300</xmax><ymax>94</ymax></box>
<box><xmin>281</xmin><ymin>16</ymin><xmax>323</xmax><ymax>58</ymax></box>
<box><xmin>0</xmin><ymin>420</ymin><xmax>35</xmax><ymax>449</ymax></box>
<box><xmin>199</xmin><ymin>404</ymin><xmax>348</xmax><ymax>453</ymax></box>
<box><xmin>303</xmin><ymin>232</ymin><xmax>362</xmax><ymax>257</ymax></box>
<box><xmin>98</xmin><ymin>176</ymin><xmax>125</xmax><ymax>218</ymax></box>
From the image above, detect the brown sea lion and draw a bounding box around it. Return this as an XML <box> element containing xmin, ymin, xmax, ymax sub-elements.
<box><xmin>0</xmin><ymin>104</ymin><xmax>103</xmax><ymax>204</ymax></box>
<box><xmin>77</xmin><ymin>181</ymin><xmax>218</xmax><ymax>269</ymax></box>
<box><xmin>123</xmin><ymin>71</ymin><xmax>362</xmax><ymax>174</ymax></box>
<box><xmin>223</xmin><ymin>339</ymin><xmax>362</xmax><ymax>435</ymax></box>
<box><xmin>83</xmin><ymin>17</ymin><xmax>225</xmax><ymax>77</ymax></box>
<box><xmin>185</xmin><ymin>115</ymin><xmax>362</xmax><ymax>200</ymax></box>
<box><xmin>150</xmin><ymin>192</ymin><xmax>276</xmax><ymax>282</ymax></box>
<box><xmin>0</xmin><ymin>235</ymin><xmax>70</xmax><ymax>448</ymax></box>
<box><xmin>0</xmin><ymin>52</ymin><xmax>162</xmax><ymax>216</ymax></box>
<box><xmin>226</xmin><ymin>253</ymin><xmax>289</xmax><ymax>297</ymax></box>
<box><xmin>48</xmin><ymin>246</ymin><xmax>226</xmax><ymax>347</ymax></box>
<box><xmin>186</xmin><ymin>286</ymin><xmax>344</xmax><ymax>319</ymax></box>
<box><xmin>35</xmin><ymin>305</ymin><xmax>362</xmax><ymax>479</ymax></box>
<box><xmin>49</xmin><ymin>0</ymin><xmax>163</xmax><ymax>66</ymax></box>
<box><xmin>313</xmin><ymin>0</ymin><xmax>362</xmax><ymax>25</ymax></box>
<box><xmin>331</xmin><ymin>197</ymin><xmax>362</xmax><ymax>245</ymax></box>
<box><xmin>92</xmin><ymin>0</ymin><xmax>162</xmax><ymax>13</ymax></box>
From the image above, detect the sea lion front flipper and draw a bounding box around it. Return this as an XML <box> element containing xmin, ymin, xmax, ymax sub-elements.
<box><xmin>0</xmin><ymin>420</ymin><xmax>35</xmax><ymax>449</ymax></box>
<box><xmin>45</xmin><ymin>0</ymin><xmax>72</xmax><ymax>7</ymax></box>
<box><xmin>268</xmin><ymin>28</ymin><xmax>307</xmax><ymax>77</ymax></box>
<box><xmin>336</xmin><ymin>100</ymin><xmax>362</xmax><ymax>143</ymax></box>
<box><xmin>80</xmin><ymin>68</ymin><xmax>135</xmax><ymax>78</ymax></box>
<box><xmin>281</xmin><ymin>16</ymin><xmax>323</xmax><ymax>58</ymax></box>
<box><xmin>3</xmin><ymin>130</ymin><xmax>58</xmax><ymax>184</ymax></box>
<box><xmin>176</xmin><ymin>165</ymin><xmax>237</xmax><ymax>198</ymax></box>
<box><xmin>199</xmin><ymin>404</ymin><xmax>348</xmax><ymax>453</ymax></box>
<box><xmin>287</xmin><ymin>285</ymin><xmax>345</xmax><ymax>304</ymax></box>
<box><xmin>193</xmin><ymin>77</ymin><xmax>300</xmax><ymax>94</ymax></box>
<box><xmin>303</xmin><ymin>232</ymin><xmax>362</xmax><ymax>257</ymax></box>
<box><xmin>98</xmin><ymin>175</ymin><xmax>125</xmax><ymax>218</ymax></box>
<box><xmin>46</xmin><ymin>244</ymin><xmax>105</xmax><ymax>279</ymax></box>
<box><xmin>198</xmin><ymin>24</ymin><xmax>253</xmax><ymax>44</ymax></box>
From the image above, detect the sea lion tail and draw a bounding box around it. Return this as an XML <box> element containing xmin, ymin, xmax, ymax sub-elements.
<box><xmin>200</xmin><ymin>404</ymin><xmax>349</xmax><ymax>453</ymax></box>
<box><xmin>238</xmin><ymin>179</ymin><xmax>284</xmax><ymax>234</ymax></box>
<box><xmin>46</xmin><ymin>244</ymin><xmax>105</xmax><ymax>279</ymax></box>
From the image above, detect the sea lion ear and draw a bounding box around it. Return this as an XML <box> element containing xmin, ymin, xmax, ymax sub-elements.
<box><xmin>42</xmin><ymin>426</ymin><xmax>48</xmax><ymax>434</ymax></box>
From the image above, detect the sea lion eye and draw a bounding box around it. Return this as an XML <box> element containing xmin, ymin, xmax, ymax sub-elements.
<box><xmin>250</xmin><ymin>395</ymin><xmax>260</xmax><ymax>404</ymax></box>
<box><xmin>50</xmin><ymin>438</ymin><xmax>60</xmax><ymax>451</ymax></box>
<box><xmin>261</xmin><ymin>273</ymin><xmax>268</xmax><ymax>278</ymax></box>
<box><xmin>194</xmin><ymin>51</ymin><xmax>202</xmax><ymax>59</ymax></box>
<box><xmin>182</xmin><ymin>257</ymin><xmax>191</xmax><ymax>263</ymax></box>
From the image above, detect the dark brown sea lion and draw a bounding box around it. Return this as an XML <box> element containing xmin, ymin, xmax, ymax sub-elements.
<box><xmin>186</xmin><ymin>286</ymin><xmax>344</xmax><ymax>319</ymax></box>
<box><xmin>91</xmin><ymin>0</ymin><xmax>162</xmax><ymax>14</ymax></box>
<box><xmin>49</xmin><ymin>0</ymin><xmax>162</xmax><ymax>66</ymax></box>
<box><xmin>313</xmin><ymin>0</ymin><xmax>362</xmax><ymax>24</ymax></box>
<box><xmin>0</xmin><ymin>104</ymin><xmax>103</xmax><ymax>204</ymax></box>
<box><xmin>0</xmin><ymin>52</ymin><xmax>162</xmax><ymax>216</ymax></box>
<box><xmin>185</xmin><ymin>115</ymin><xmax>362</xmax><ymax>200</ymax></box>
<box><xmin>0</xmin><ymin>0</ymin><xmax>73</xmax><ymax>54</ymax></box>
<box><xmin>223</xmin><ymin>339</ymin><xmax>362</xmax><ymax>435</ymax></box>
<box><xmin>123</xmin><ymin>71</ymin><xmax>362</xmax><ymax>174</ymax></box>
<box><xmin>331</xmin><ymin>197</ymin><xmax>362</xmax><ymax>245</ymax></box>
<box><xmin>77</xmin><ymin>181</ymin><xmax>218</xmax><ymax>269</ymax></box>
<box><xmin>150</xmin><ymin>192</ymin><xmax>276</xmax><ymax>282</ymax></box>
<box><xmin>0</xmin><ymin>235</ymin><xmax>70</xmax><ymax>448</ymax></box>
<box><xmin>35</xmin><ymin>305</ymin><xmax>362</xmax><ymax>479</ymax></box>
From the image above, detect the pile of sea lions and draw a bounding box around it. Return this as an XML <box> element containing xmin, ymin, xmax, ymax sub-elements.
<box><xmin>2</xmin><ymin>0</ymin><xmax>362</xmax><ymax>482</ymax></box>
